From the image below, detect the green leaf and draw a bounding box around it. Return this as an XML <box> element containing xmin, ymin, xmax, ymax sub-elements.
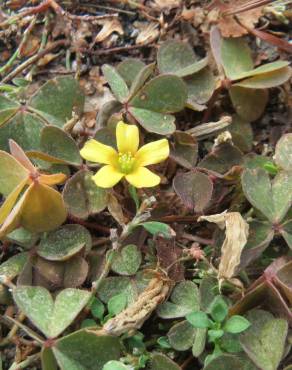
<box><xmin>220</xmin><ymin>333</ymin><xmax>242</xmax><ymax>354</ymax></box>
<box><xmin>233</xmin><ymin>60</ymin><xmax>290</xmax><ymax>80</ymax></box>
<box><xmin>96</xmin><ymin>101</ymin><xmax>123</xmax><ymax>128</ymax></box>
<box><xmin>98</xmin><ymin>277</ymin><xmax>132</xmax><ymax>304</ymax></box>
<box><xmin>129</xmin><ymin>75</ymin><xmax>187</xmax><ymax>113</ymax></box>
<box><xmin>6</xmin><ymin>227</ymin><xmax>38</xmax><ymax>248</ymax></box>
<box><xmin>80</xmin><ymin>319</ymin><xmax>97</xmax><ymax>329</ymax></box>
<box><xmin>102</xmin><ymin>64</ymin><xmax>129</xmax><ymax>103</ymax></box>
<box><xmin>111</xmin><ymin>244</ymin><xmax>142</xmax><ymax>276</ymax></box>
<box><xmin>234</xmin><ymin>66</ymin><xmax>291</xmax><ymax>89</ymax></box>
<box><xmin>224</xmin><ymin>316</ymin><xmax>250</xmax><ymax>334</ymax></box>
<box><xmin>37</xmin><ymin>224</ymin><xmax>92</xmax><ymax>261</ymax></box>
<box><xmin>0</xmin><ymin>252</ymin><xmax>28</xmax><ymax>283</ymax></box>
<box><xmin>29</xmin><ymin>76</ymin><xmax>84</xmax><ymax>128</ymax></box>
<box><xmin>281</xmin><ymin>219</ymin><xmax>292</xmax><ymax>249</ymax></box>
<box><xmin>198</xmin><ymin>142</ymin><xmax>243</xmax><ymax>174</ymax></box>
<box><xmin>0</xmin><ymin>111</ymin><xmax>45</xmax><ymax>152</ymax></box>
<box><xmin>53</xmin><ymin>330</ymin><xmax>120</xmax><ymax>370</ymax></box>
<box><xmin>275</xmin><ymin>133</ymin><xmax>292</xmax><ymax>171</ymax></box>
<box><xmin>141</xmin><ymin>221</ymin><xmax>174</xmax><ymax>239</ymax></box>
<box><xmin>116</xmin><ymin>58</ymin><xmax>145</xmax><ymax>87</ymax></box>
<box><xmin>128</xmin><ymin>63</ymin><xmax>155</xmax><ymax>99</ymax></box>
<box><xmin>13</xmin><ymin>286</ymin><xmax>91</xmax><ymax>338</ymax></box>
<box><xmin>192</xmin><ymin>328</ymin><xmax>207</xmax><ymax>357</ymax></box>
<box><xmin>91</xmin><ymin>297</ymin><xmax>105</xmax><ymax>320</ymax></box>
<box><xmin>128</xmin><ymin>185</ymin><xmax>140</xmax><ymax>211</ymax></box>
<box><xmin>241</xmin><ymin>221</ymin><xmax>274</xmax><ymax>268</ymax></box>
<box><xmin>157</xmin><ymin>336</ymin><xmax>171</xmax><ymax>349</ymax></box>
<box><xmin>269</xmin><ymin>171</ymin><xmax>292</xmax><ymax>222</ymax></box>
<box><xmin>263</xmin><ymin>162</ymin><xmax>278</xmax><ymax>175</ymax></box>
<box><xmin>228</xmin><ymin>115</ymin><xmax>253</xmax><ymax>153</ymax></box>
<box><xmin>240</xmin><ymin>310</ymin><xmax>288</xmax><ymax>370</ymax></box>
<box><xmin>167</xmin><ymin>320</ymin><xmax>196</xmax><ymax>351</ymax></box>
<box><xmin>221</xmin><ymin>38</ymin><xmax>253</xmax><ymax>80</ymax></box>
<box><xmin>0</xmin><ymin>95</ymin><xmax>19</xmax><ymax>127</ymax></box>
<box><xmin>63</xmin><ymin>256</ymin><xmax>89</xmax><ymax>288</ymax></box>
<box><xmin>229</xmin><ymin>87</ymin><xmax>268</xmax><ymax>122</ymax></box>
<box><xmin>173</xmin><ymin>171</ymin><xmax>213</xmax><ymax>212</ymax></box>
<box><xmin>185</xmin><ymin>67</ymin><xmax>215</xmax><ymax>110</ymax></box>
<box><xmin>186</xmin><ymin>311</ymin><xmax>210</xmax><ymax>328</ymax></box>
<box><xmin>204</xmin><ymin>354</ymin><xmax>248</xmax><ymax>370</ymax></box>
<box><xmin>63</xmin><ymin>170</ymin><xmax>108</xmax><ymax>219</ymax></box>
<box><xmin>98</xmin><ymin>274</ymin><xmax>150</xmax><ymax>305</ymax></box>
<box><xmin>128</xmin><ymin>107</ymin><xmax>176</xmax><ymax>135</ymax></box>
<box><xmin>157</xmin><ymin>40</ymin><xmax>208</xmax><ymax>77</ymax></box>
<box><xmin>107</xmin><ymin>293</ymin><xmax>127</xmax><ymax>316</ymax></box>
<box><xmin>275</xmin><ymin>260</ymin><xmax>292</xmax><ymax>303</ymax></box>
<box><xmin>150</xmin><ymin>353</ymin><xmax>180</xmax><ymax>370</ymax></box>
<box><xmin>41</xmin><ymin>348</ymin><xmax>58</xmax><ymax>370</ymax></box>
<box><xmin>243</xmin><ymin>154</ymin><xmax>274</xmax><ymax>171</ymax></box>
<box><xmin>241</xmin><ymin>168</ymin><xmax>292</xmax><ymax>223</ymax></box>
<box><xmin>28</xmin><ymin>126</ymin><xmax>82</xmax><ymax>166</ymax></box>
<box><xmin>170</xmin><ymin>131</ymin><xmax>198</xmax><ymax>169</ymax></box>
<box><xmin>209</xmin><ymin>296</ymin><xmax>228</xmax><ymax>322</ymax></box>
<box><xmin>103</xmin><ymin>360</ymin><xmax>130</xmax><ymax>370</ymax></box>
<box><xmin>199</xmin><ymin>276</ymin><xmax>219</xmax><ymax>312</ymax></box>
<box><xmin>157</xmin><ymin>281</ymin><xmax>200</xmax><ymax>319</ymax></box>
<box><xmin>0</xmin><ymin>150</ymin><xmax>28</xmax><ymax>196</ymax></box>
<box><xmin>242</xmin><ymin>168</ymin><xmax>274</xmax><ymax>221</ymax></box>
<box><xmin>208</xmin><ymin>329</ymin><xmax>224</xmax><ymax>341</ymax></box>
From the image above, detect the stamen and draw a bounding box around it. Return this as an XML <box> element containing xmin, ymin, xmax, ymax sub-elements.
<box><xmin>118</xmin><ymin>152</ymin><xmax>135</xmax><ymax>174</ymax></box>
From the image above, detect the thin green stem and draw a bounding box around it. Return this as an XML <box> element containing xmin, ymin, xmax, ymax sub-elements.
<box><xmin>28</xmin><ymin>14</ymin><xmax>50</xmax><ymax>79</ymax></box>
<box><xmin>0</xmin><ymin>17</ymin><xmax>37</xmax><ymax>76</ymax></box>
<box><xmin>90</xmin><ymin>196</ymin><xmax>156</xmax><ymax>298</ymax></box>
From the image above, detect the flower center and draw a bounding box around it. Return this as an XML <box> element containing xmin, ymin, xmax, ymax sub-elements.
<box><xmin>118</xmin><ymin>152</ymin><xmax>135</xmax><ymax>174</ymax></box>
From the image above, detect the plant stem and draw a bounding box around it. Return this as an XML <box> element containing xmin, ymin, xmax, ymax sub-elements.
<box><xmin>28</xmin><ymin>13</ymin><xmax>50</xmax><ymax>79</ymax></box>
<box><xmin>90</xmin><ymin>196</ymin><xmax>156</xmax><ymax>297</ymax></box>
<box><xmin>8</xmin><ymin>353</ymin><xmax>40</xmax><ymax>370</ymax></box>
<box><xmin>1</xmin><ymin>39</ymin><xmax>69</xmax><ymax>84</ymax></box>
<box><xmin>0</xmin><ymin>17</ymin><xmax>37</xmax><ymax>76</ymax></box>
<box><xmin>3</xmin><ymin>316</ymin><xmax>44</xmax><ymax>345</ymax></box>
<box><xmin>0</xmin><ymin>312</ymin><xmax>25</xmax><ymax>347</ymax></box>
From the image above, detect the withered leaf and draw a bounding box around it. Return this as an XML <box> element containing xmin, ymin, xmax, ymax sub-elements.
<box><xmin>199</xmin><ymin>211</ymin><xmax>249</xmax><ymax>281</ymax></box>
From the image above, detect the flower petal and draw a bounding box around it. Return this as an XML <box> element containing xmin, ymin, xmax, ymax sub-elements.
<box><xmin>116</xmin><ymin>121</ymin><xmax>139</xmax><ymax>154</ymax></box>
<box><xmin>126</xmin><ymin>167</ymin><xmax>160</xmax><ymax>188</ymax></box>
<box><xmin>92</xmin><ymin>165</ymin><xmax>124</xmax><ymax>188</ymax></box>
<box><xmin>135</xmin><ymin>139</ymin><xmax>169</xmax><ymax>167</ymax></box>
<box><xmin>80</xmin><ymin>139</ymin><xmax>117</xmax><ymax>165</ymax></box>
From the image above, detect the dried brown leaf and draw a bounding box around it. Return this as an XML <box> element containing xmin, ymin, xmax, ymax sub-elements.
<box><xmin>151</xmin><ymin>0</ymin><xmax>181</xmax><ymax>10</ymax></box>
<box><xmin>94</xmin><ymin>276</ymin><xmax>171</xmax><ymax>336</ymax></box>
<box><xmin>156</xmin><ymin>236</ymin><xmax>184</xmax><ymax>282</ymax></box>
<box><xmin>94</xmin><ymin>18</ymin><xmax>123</xmax><ymax>44</ymax></box>
<box><xmin>217</xmin><ymin>0</ymin><xmax>264</xmax><ymax>37</ymax></box>
<box><xmin>107</xmin><ymin>193</ymin><xmax>126</xmax><ymax>226</ymax></box>
<box><xmin>199</xmin><ymin>211</ymin><xmax>249</xmax><ymax>281</ymax></box>
<box><xmin>135</xmin><ymin>22</ymin><xmax>159</xmax><ymax>45</ymax></box>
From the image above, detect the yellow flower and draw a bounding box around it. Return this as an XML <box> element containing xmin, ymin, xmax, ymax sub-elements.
<box><xmin>80</xmin><ymin>121</ymin><xmax>169</xmax><ymax>188</ymax></box>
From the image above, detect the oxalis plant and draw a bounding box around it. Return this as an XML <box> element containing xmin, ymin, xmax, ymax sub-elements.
<box><xmin>0</xmin><ymin>29</ymin><xmax>291</xmax><ymax>370</ymax></box>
